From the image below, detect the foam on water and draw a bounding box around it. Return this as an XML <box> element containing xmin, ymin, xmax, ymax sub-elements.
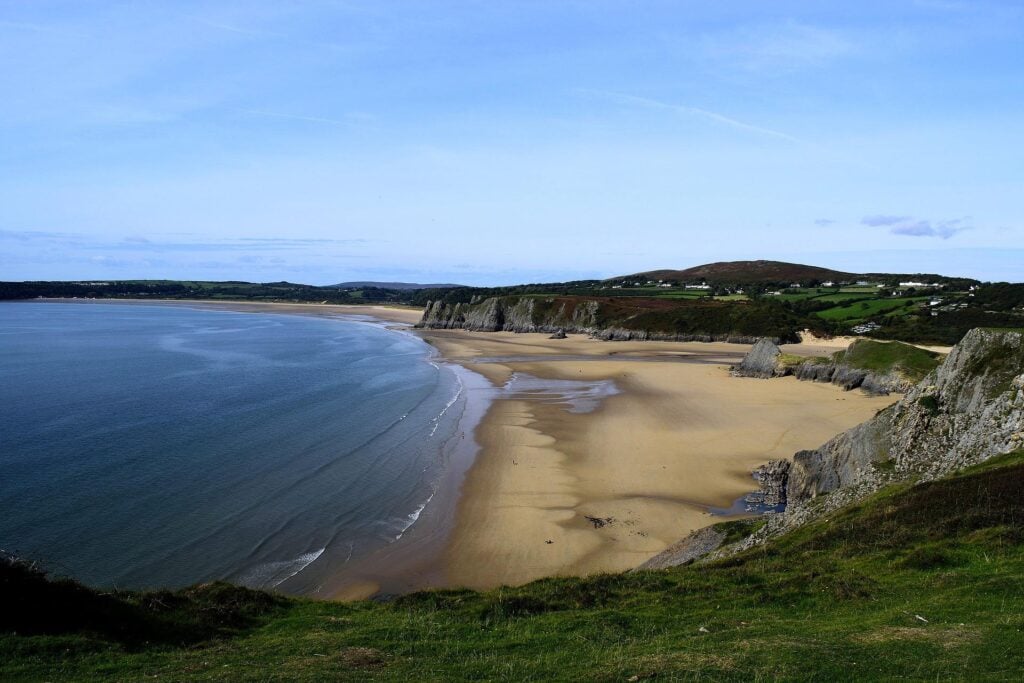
<box><xmin>237</xmin><ymin>547</ymin><xmax>326</xmax><ymax>589</ymax></box>
<box><xmin>430</xmin><ymin>373</ymin><xmax>464</xmax><ymax>437</ymax></box>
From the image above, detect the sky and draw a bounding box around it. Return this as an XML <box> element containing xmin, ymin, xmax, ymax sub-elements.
<box><xmin>1</xmin><ymin>1</ymin><xmax>1022</xmax><ymax>285</ymax></box>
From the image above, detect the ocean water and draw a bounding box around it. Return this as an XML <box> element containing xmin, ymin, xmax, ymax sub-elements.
<box><xmin>0</xmin><ymin>302</ymin><xmax>464</xmax><ymax>594</ymax></box>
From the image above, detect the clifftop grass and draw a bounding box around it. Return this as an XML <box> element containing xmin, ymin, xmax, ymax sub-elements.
<box><xmin>834</xmin><ymin>339</ymin><xmax>942</xmax><ymax>382</ymax></box>
<box><xmin>3</xmin><ymin>453</ymin><xmax>1023</xmax><ymax>681</ymax></box>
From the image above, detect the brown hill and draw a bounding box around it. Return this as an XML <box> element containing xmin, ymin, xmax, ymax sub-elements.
<box><xmin>620</xmin><ymin>260</ymin><xmax>856</xmax><ymax>285</ymax></box>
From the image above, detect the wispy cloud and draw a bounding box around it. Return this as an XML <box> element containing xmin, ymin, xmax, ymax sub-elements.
<box><xmin>701</xmin><ymin>22</ymin><xmax>855</xmax><ymax>73</ymax></box>
<box><xmin>578</xmin><ymin>89</ymin><xmax>799</xmax><ymax>143</ymax></box>
<box><xmin>861</xmin><ymin>215</ymin><xmax>910</xmax><ymax>227</ymax></box>
<box><xmin>0</xmin><ymin>228</ymin><xmax>75</xmax><ymax>241</ymax></box>
<box><xmin>814</xmin><ymin>218</ymin><xmax>836</xmax><ymax>227</ymax></box>
<box><xmin>3</xmin><ymin>231</ymin><xmax>380</xmax><ymax>251</ymax></box>
<box><xmin>234</xmin><ymin>108</ymin><xmax>359</xmax><ymax>127</ymax></box>
<box><xmin>0</xmin><ymin>20</ymin><xmax>90</xmax><ymax>38</ymax></box>
<box><xmin>861</xmin><ymin>215</ymin><xmax>970</xmax><ymax>239</ymax></box>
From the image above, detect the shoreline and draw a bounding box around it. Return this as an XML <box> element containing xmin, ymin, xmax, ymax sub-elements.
<box><xmin>17</xmin><ymin>297</ymin><xmax>425</xmax><ymax>325</ymax></box>
<box><xmin>19</xmin><ymin>299</ymin><xmax>902</xmax><ymax>597</ymax></box>
<box><xmin>419</xmin><ymin>329</ymin><xmax>898</xmax><ymax>590</ymax></box>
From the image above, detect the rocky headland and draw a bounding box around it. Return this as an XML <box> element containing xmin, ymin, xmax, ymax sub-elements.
<box><xmin>417</xmin><ymin>295</ymin><xmax>792</xmax><ymax>343</ymax></box>
<box><xmin>650</xmin><ymin>327</ymin><xmax>1024</xmax><ymax>567</ymax></box>
<box><xmin>732</xmin><ymin>337</ymin><xmax>940</xmax><ymax>395</ymax></box>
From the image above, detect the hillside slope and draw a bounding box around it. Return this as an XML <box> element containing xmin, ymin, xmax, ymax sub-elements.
<box><xmin>3</xmin><ymin>453</ymin><xmax>1023</xmax><ymax>681</ymax></box>
<box><xmin>627</xmin><ymin>260</ymin><xmax>855</xmax><ymax>284</ymax></box>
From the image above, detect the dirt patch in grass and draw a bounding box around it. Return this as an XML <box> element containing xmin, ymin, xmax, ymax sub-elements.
<box><xmin>854</xmin><ymin>626</ymin><xmax>979</xmax><ymax>649</ymax></box>
<box><xmin>337</xmin><ymin>646</ymin><xmax>388</xmax><ymax>668</ymax></box>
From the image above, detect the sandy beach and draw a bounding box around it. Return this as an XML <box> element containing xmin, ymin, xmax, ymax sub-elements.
<box><xmin>421</xmin><ymin>330</ymin><xmax>898</xmax><ymax>590</ymax></box>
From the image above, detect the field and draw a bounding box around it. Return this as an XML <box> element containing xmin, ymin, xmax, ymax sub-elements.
<box><xmin>815</xmin><ymin>297</ymin><xmax>929</xmax><ymax>322</ymax></box>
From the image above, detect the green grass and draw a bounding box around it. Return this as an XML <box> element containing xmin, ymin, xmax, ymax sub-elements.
<box><xmin>773</xmin><ymin>290</ymin><xmax>829</xmax><ymax>301</ymax></box>
<box><xmin>808</xmin><ymin>293</ymin><xmax>876</xmax><ymax>304</ymax></box>
<box><xmin>4</xmin><ymin>455</ymin><xmax>1023</xmax><ymax>681</ymax></box>
<box><xmin>836</xmin><ymin>339</ymin><xmax>942</xmax><ymax>382</ymax></box>
<box><xmin>816</xmin><ymin>297</ymin><xmax>928</xmax><ymax>322</ymax></box>
<box><xmin>777</xmin><ymin>352</ymin><xmax>827</xmax><ymax>369</ymax></box>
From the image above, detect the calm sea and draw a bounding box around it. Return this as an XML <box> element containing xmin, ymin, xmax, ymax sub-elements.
<box><xmin>0</xmin><ymin>302</ymin><xmax>464</xmax><ymax>594</ymax></box>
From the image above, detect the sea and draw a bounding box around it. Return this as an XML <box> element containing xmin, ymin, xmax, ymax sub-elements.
<box><xmin>0</xmin><ymin>301</ymin><xmax>466</xmax><ymax>594</ymax></box>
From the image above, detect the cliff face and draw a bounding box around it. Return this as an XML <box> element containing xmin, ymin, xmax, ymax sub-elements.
<box><xmin>418</xmin><ymin>296</ymin><xmax>780</xmax><ymax>343</ymax></box>
<box><xmin>419</xmin><ymin>297</ymin><xmax>599</xmax><ymax>333</ymax></box>
<box><xmin>787</xmin><ymin>329</ymin><xmax>1024</xmax><ymax>503</ymax></box>
<box><xmin>646</xmin><ymin>328</ymin><xmax>1024</xmax><ymax>570</ymax></box>
<box><xmin>789</xmin><ymin>361</ymin><xmax>912</xmax><ymax>394</ymax></box>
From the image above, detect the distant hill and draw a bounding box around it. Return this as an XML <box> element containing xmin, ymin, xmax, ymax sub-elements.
<box><xmin>618</xmin><ymin>260</ymin><xmax>856</xmax><ymax>285</ymax></box>
<box><xmin>326</xmin><ymin>281</ymin><xmax>466</xmax><ymax>291</ymax></box>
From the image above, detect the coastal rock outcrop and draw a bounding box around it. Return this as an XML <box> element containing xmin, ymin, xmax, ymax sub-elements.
<box><xmin>648</xmin><ymin>329</ymin><xmax>1023</xmax><ymax>570</ymax></box>
<box><xmin>639</xmin><ymin>526</ymin><xmax>726</xmax><ymax>570</ymax></box>
<box><xmin>731</xmin><ymin>339</ymin><xmax>784</xmax><ymax>378</ymax></box>
<box><xmin>732</xmin><ymin>338</ymin><xmax>925</xmax><ymax>395</ymax></box>
<box><xmin>788</xmin><ymin>328</ymin><xmax>1024</xmax><ymax>502</ymax></box>
<box><xmin>790</xmin><ymin>360</ymin><xmax>912</xmax><ymax>394</ymax></box>
<box><xmin>750</xmin><ymin>460</ymin><xmax>790</xmax><ymax>507</ymax></box>
<box><xmin>705</xmin><ymin>328</ymin><xmax>1024</xmax><ymax>562</ymax></box>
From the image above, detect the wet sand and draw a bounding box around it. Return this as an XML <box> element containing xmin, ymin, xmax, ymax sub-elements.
<box><xmin>423</xmin><ymin>330</ymin><xmax>897</xmax><ymax>590</ymax></box>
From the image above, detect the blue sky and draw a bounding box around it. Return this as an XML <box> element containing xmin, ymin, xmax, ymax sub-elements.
<box><xmin>1</xmin><ymin>1</ymin><xmax>1022</xmax><ymax>285</ymax></box>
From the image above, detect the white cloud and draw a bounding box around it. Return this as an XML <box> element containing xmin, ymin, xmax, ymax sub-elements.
<box><xmin>701</xmin><ymin>21</ymin><xmax>855</xmax><ymax>72</ymax></box>
<box><xmin>861</xmin><ymin>215</ymin><xmax>971</xmax><ymax>239</ymax></box>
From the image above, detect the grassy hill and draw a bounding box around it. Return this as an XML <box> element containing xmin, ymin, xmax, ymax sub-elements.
<box><xmin>628</xmin><ymin>260</ymin><xmax>855</xmax><ymax>285</ymax></box>
<box><xmin>4</xmin><ymin>451</ymin><xmax>1022</xmax><ymax>681</ymax></box>
<box><xmin>327</xmin><ymin>282</ymin><xmax>466</xmax><ymax>291</ymax></box>
<box><xmin>836</xmin><ymin>339</ymin><xmax>943</xmax><ymax>382</ymax></box>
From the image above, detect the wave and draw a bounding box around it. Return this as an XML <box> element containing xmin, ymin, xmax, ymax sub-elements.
<box><xmin>429</xmin><ymin>371</ymin><xmax>464</xmax><ymax>437</ymax></box>
<box><xmin>237</xmin><ymin>547</ymin><xmax>326</xmax><ymax>589</ymax></box>
<box><xmin>394</xmin><ymin>489</ymin><xmax>436</xmax><ymax>541</ymax></box>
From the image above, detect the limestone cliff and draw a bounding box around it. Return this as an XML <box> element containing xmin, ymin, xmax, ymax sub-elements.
<box><xmin>419</xmin><ymin>297</ymin><xmax>598</xmax><ymax>333</ymax></box>
<box><xmin>649</xmin><ymin>328</ymin><xmax>1024</xmax><ymax>569</ymax></box>
<box><xmin>418</xmin><ymin>296</ymin><xmax>783</xmax><ymax>343</ymax></box>
<box><xmin>788</xmin><ymin>328</ymin><xmax>1024</xmax><ymax>501</ymax></box>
